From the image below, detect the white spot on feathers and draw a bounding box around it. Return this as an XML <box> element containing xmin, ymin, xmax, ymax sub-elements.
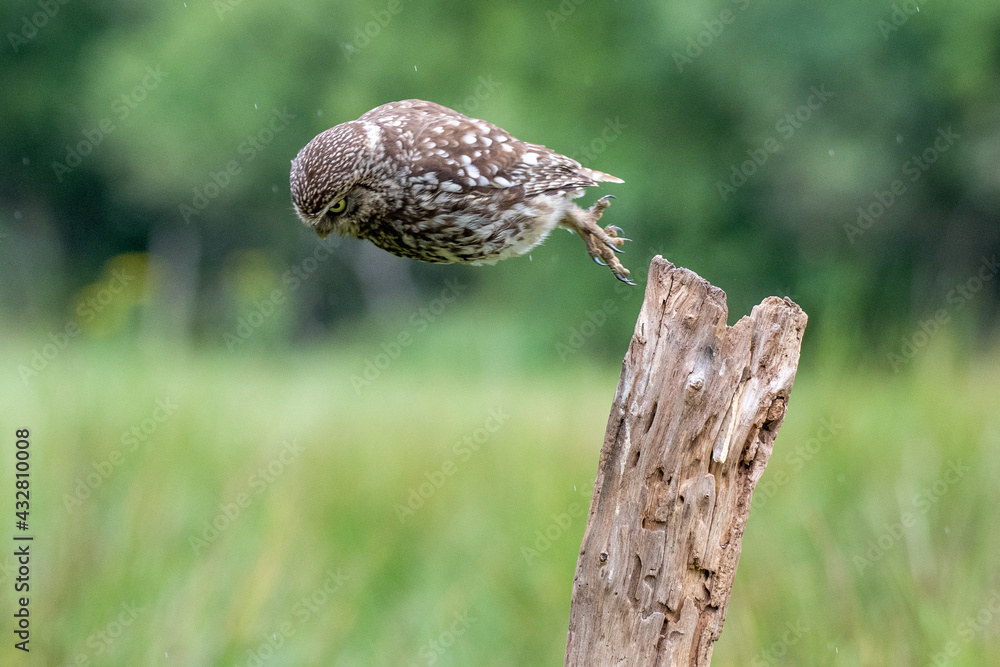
<box><xmin>364</xmin><ymin>124</ymin><xmax>381</xmax><ymax>150</ymax></box>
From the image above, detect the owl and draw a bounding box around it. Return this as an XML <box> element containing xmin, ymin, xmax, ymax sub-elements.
<box><xmin>290</xmin><ymin>99</ymin><xmax>632</xmax><ymax>283</ymax></box>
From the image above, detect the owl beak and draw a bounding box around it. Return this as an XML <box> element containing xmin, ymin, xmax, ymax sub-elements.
<box><xmin>316</xmin><ymin>228</ymin><xmax>331</xmax><ymax>239</ymax></box>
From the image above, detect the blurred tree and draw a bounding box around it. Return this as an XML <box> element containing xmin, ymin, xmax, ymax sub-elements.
<box><xmin>1</xmin><ymin>0</ymin><xmax>997</xmax><ymax>354</ymax></box>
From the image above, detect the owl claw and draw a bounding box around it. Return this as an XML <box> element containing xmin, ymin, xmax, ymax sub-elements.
<box><xmin>569</xmin><ymin>194</ymin><xmax>634</xmax><ymax>285</ymax></box>
<box><xmin>605</xmin><ymin>227</ymin><xmax>632</xmax><ymax>244</ymax></box>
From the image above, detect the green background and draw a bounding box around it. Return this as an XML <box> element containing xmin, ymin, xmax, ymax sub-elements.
<box><xmin>1</xmin><ymin>0</ymin><xmax>998</xmax><ymax>664</ymax></box>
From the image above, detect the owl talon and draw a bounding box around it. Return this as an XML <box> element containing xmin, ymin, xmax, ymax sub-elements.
<box><xmin>565</xmin><ymin>195</ymin><xmax>634</xmax><ymax>284</ymax></box>
<box><xmin>607</xmin><ymin>258</ymin><xmax>632</xmax><ymax>284</ymax></box>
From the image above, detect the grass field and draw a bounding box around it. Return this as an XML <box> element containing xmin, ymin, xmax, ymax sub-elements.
<box><xmin>1</xmin><ymin>318</ymin><xmax>998</xmax><ymax>666</ymax></box>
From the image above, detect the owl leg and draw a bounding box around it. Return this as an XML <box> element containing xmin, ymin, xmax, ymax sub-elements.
<box><xmin>562</xmin><ymin>195</ymin><xmax>635</xmax><ymax>285</ymax></box>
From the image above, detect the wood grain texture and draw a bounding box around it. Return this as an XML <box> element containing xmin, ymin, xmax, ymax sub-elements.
<box><xmin>564</xmin><ymin>256</ymin><xmax>807</xmax><ymax>667</ymax></box>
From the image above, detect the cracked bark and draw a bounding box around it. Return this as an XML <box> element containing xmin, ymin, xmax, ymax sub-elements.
<box><xmin>564</xmin><ymin>256</ymin><xmax>808</xmax><ymax>667</ymax></box>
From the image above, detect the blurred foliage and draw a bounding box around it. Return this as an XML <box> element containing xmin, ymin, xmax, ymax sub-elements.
<box><xmin>1</xmin><ymin>2</ymin><xmax>1000</xmax><ymax>664</ymax></box>
<box><xmin>0</xmin><ymin>0</ymin><xmax>998</xmax><ymax>356</ymax></box>
<box><xmin>1</xmin><ymin>332</ymin><xmax>998</xmax><ymax>665</ymax></box>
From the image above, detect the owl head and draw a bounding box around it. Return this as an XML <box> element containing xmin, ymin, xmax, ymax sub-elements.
<box><xmin>290</xmin><ymin>121</ymin><xmax>388</xmax><ymax>239</ymax></box>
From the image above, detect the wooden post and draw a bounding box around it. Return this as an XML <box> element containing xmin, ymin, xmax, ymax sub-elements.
<box><xmin>564</xmin><ymin>256</ymin><xmax>807</xmax><ymax>666</ymax></box>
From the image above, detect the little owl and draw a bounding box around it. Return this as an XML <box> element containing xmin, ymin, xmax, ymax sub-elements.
<box><xmin>290</xmin><ymin>99</ymin><xmax>632</xmax><ymax>283</ymax></box>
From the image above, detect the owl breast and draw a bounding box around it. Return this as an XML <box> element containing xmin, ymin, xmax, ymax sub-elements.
<box><xmin>362</xmin><ymin>186</ymin><xmax>579</xmax><ymax>265</ymax></box>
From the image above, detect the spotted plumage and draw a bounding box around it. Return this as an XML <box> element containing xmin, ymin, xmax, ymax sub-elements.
<box><xmin>290</xmin><ymin>99</ymin><xmax>632</xmax><ymax>283</ymax></box>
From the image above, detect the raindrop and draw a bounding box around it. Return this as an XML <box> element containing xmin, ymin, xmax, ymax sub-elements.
<box><xmin>414</xmin><ymin>65</ymin><xmax>418</xmax><ymax>72</ymax></box>
<box><xmin>14</xmin><ymin>210</ymin><xmax>23</xmax><ymax>220</ymax></box>
<box><xmin>828</xmin><ymin>149</ymin><xmax>834</xmax><ymax>156</ymax></box>
<box><xmin>272</xmin><ymin>185</ymin><xmax>278</xmax><ymax>193</ymax></box>
<box><xmin>22</xmin><ymin>156</ymin><xmax>30</xmax><ymax>165</ymax></box>
<box><xmin>896</xmin><ymin>134</ymin><xmax>904</xmax><ymax>144</ymax></box>
<box><xmin>317</xmin><ymin>109</ymin><xmax>323</xmax><ymax>117</ymax></box>
<box><xmin>254</xmin><ymin>103</ymin><xmax>258</xmax><ymax>110</ymax></box>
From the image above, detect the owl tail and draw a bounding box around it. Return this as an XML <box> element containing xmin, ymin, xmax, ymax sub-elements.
<box><xmin>580</xmin><ymin>167</ymin><xmax>624</xmax><ymax>184</ymax></box>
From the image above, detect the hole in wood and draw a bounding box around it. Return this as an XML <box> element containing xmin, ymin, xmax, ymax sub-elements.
<box><xmin>627</xmin><ymin>554</ymin><xmax>642</xmax><ymax>603</ymax></box>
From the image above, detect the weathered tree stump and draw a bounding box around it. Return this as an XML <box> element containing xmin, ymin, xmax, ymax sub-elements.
<box><xmin>564</xmin><ymin>256</ymin><xmax>807</xmax><ymax>666</ymax></box>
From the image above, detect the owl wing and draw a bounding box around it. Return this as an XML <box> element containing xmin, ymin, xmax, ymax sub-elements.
<box><xmin>365</xmin><ymin>99</ymin><xmax>611</xmax><ymax>198</ymax></box>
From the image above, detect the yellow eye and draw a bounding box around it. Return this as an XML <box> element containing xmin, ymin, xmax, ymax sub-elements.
<box><xmin>328</xmin><ymin>199</ymin><xmax>346</xmax><ymax>215</ymax></box>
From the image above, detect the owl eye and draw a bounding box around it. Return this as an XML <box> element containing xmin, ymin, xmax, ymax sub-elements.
<box><xmin>328</xmin><ymin>198</ymin><xmax>347</xmax><ymax>215</ymax></box>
